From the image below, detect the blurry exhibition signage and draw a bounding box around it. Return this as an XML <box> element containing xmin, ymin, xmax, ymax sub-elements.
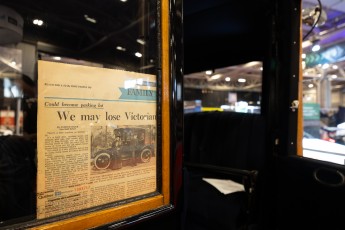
<box><xmin>184</xmin><ymin>100</ymin><xmax>202</xmax><ymax>113</ymax></box>
<box><xmin>37</xmin><ymin>61</ymin><xmax>157</xmax><ymax>219</ymax></box>
<box><xmin>304</xmin><ymin>42</ymin><xmax>345</xmax><ymax>68</ymax></box>
<box><xmin>303</xmin><ymin>103</ymin><xmax>320</xmax><ymax>120</ymax></box>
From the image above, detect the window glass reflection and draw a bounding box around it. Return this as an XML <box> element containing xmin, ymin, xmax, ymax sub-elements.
<box><xmin>0</xmin><ymin>0</ymin><xmax>158</xmax><ymax>225</ymax></box>
<box><xmin>184</xmin><ymin>62</ymin><xmax>262</xmax><ymax>114</ymax></box>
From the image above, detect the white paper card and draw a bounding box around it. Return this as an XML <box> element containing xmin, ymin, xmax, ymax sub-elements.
<box><xmin>202</xmin><ymin>178</ymin><xmax>245</xmax><ymax>195</ymax></box>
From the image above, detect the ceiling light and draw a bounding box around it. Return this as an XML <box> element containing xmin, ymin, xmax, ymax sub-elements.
<box><xmin>205</xmin><ymin>70</ymin><xmax>213</xmax><ymax>75</ymax></box>
<box><xmin>120</xmin><ymin>0</ymin><xmax>127</xmax><ymax>2</ymax></box>
<box><xmin>210</xmin><ymin>74</ymin><xmax>221</xmax><ymax>80</ymax></box>
<box><xmin>33</xmin><ymin>19</ymin><xmax>43</xmax><ymax>26</ymax></box>
<box><xmin>84</xmin><ymin>14</ymin><xmax>97</xmax><ymax>23</ymax></box>
<box><xmin>302</xmin><ymin>40</ymin><xmax>312</xmax><ymax>48</ymax></box>
<box><xmin>136</xmin><ymin>38</ymin><xmax>146</xmax><ymax>45</ymax></box>
<box><xmin>243</xmin><ymin>61</ymin><xmax>260</xmax><ymax>67</ymax></box>
<box><xmin>311</xmin><ymin>44</ymin><xmax>320</xmax><ymax>52</ymax></box>
<box><xmin>53</xmin><ymin>56</ymin><xmax>61</xmax><ymax>60</ymax></box>
<box><xmin>225</xmin><ymin>77</ymin><xmax>231</xmax><ymax>82</ymax></box>
<box><xmin>308</xmin><ymin>83</ymin><xmax>314</xmax><ymax>88</ymax></box>
<box><xmin>238</xmin><ymin>78</ymin><xmax>246</xmax><ymax>83</ymax></box>
<box><xmin>332</xmin><ymin>65</ymin><xmax>338</xmax><ymax>70</ymax></box>
<box><xmin>116</xmin><ymin>46</ymin><xmax>126</xmax><ymax>51</ymax></box>
<box><xmin>135</xmin><ymin>52</ymin><xmax>142</xmax><ymax>58</ymax></box>
<box><xmin>322</xmin><ymin>63</ymin><xmax>329</xmax><ymax>69</ymax></box>
<box><xmin>301</xmin><ymin>53</ymin><xmax>306</xmax><ymax>59</ymax></box>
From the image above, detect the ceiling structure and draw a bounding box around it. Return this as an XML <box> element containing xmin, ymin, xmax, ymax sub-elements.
<box><xmin>184</xmin><ymin>0</ymin><xmax>345</xmax><ymax>92</ymax></box>
<box><xmin>302</xmin><ymin>0</ymin><xmax>345</xmax><ymax>47</ymax></box>
<box><xmin>0</xmin><ymin>0</ymin><xmax>160</xmax><ymax>100</ymax></box>
<box><xmin>0</xmin><ymin>0</ymin><xmax>158</xmax><ymax>76</ymax></box>
<box><xmin>302</xmin><ymin>0</ymin><xmax>345</xmax><ymax>91</ymax></box>
<box><xmin>184</xmin><ymin>61</ymin><xmax>263</xmax><ymax>91</ymax></box>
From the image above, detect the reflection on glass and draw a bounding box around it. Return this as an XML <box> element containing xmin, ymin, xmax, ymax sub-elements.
<box><xmin>302</xmin><ymin>55</ymin><xmax>345</xmax><ymax>165</ymax></box>
<box><xmin>0</xmin><ymin>0</ymin><xmax>158</xmax><ymax>226</ymax></box>
<box><xmin>302</xmin><ymin>0</ymin><xmax>345</xmax><ymax>165</ymax></box>
<box><xmin>183</xmin><ymin>61</ymin><xmax>262</xmax><ymax>114</ymax></box>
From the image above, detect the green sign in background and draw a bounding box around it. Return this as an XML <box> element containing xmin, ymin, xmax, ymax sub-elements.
<box><xmin>303</xmin><ymin>103</ymin><xmax>320</xmax><ymax>120</ymax></box>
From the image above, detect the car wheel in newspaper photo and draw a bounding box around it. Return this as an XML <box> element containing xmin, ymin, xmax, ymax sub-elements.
<box><xmin>94</xmin><ymin>152</ymin><xmax>111</xmax><ymax>170</ymax></box>
<box><xmin>139</xmin><ymin>148</ymin><xmax>152</xmax><ymax>163</ymax></box>
<box><xmin>93</xmin><ymin>150</ymin><xmax>122</xmax><ymax>170</ymax></box>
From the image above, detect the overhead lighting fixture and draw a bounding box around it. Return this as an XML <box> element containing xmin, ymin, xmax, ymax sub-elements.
<box><xmin>210</xmin><ymin>74</ymin><xmax>221</xmax><ymax>80</ymax></box>
<box><xmin>135</xmin><ymin>52</ymin><xmax>142</xmax><ymax>58</ymax></box>
<box><xmin>116</xmin><ymin>46</ymin><xmax>126</xmax><ymax>51</ymax></box>
<box><xmin>33</xmin><ymin>19</ymin><xmax>44</xmax><ymax>26</ymax></box>
<box><xmin>243</xmin><ymin>61</ymin><xmax>261</xmax><ymax>67</ymax></box>
<box><xmin>225</xmin><ymin>77</ymin><xmax>231</xmax><ymax>82</ymax></box>
<box><xmin>308</xmin><ymin>83</ymin><xmax>314</xmax><ymax>88</ymax></box>
<box><xmin>302</xmin><ymin>40</ymin><xmax>312</xmax><ymax>48</ymax></box>
<box><xmin>238</xmin><ymin>78</ymin><xmax>246</xmax><ymax>83</ymax></box>
<box><xmin>311</xmin><ymin>44</ymin><xmax>320</xmax><ymax>52</ymax></box>
<box><xmin>136</xmin><ymin>38</ymin><xmax>146</xmax><ymax>45</ymax></box>
<box><xmin>205</xmin><ymin>70</ymin><xmax>213</xmax><ymax>75</ymax></box>
<box><xmin>120</xmin><ymin>0</ymin><xmax>127</xmax><ymax>2</ymax></box>
<box><xmin>84</xmin><ymin>14</ymin><xmax>97</xmax><ymax>23</ymax></box>
<box><xmin>302</xmin><ymin>53</ymin><xmax>306</xmax><ymax>59</ymax></box>
<box><xmin>322</xmin><ymin>63</ymin><xmax>329</xmax><ymax>69</ymax></box>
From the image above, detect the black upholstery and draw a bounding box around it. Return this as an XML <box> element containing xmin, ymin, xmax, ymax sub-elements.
<box><xmin>182</xmin><ymin>111</ymin><xmax>265</xmax><ymax>230</ymax></box>
<box><xmin>0</xmin><ymin>135</ymin><xmax>36</xmax><ymax>221</ymax></box>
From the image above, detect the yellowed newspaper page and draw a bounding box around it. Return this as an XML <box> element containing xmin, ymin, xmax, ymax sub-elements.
<box><xmin>37</xmin><ymin>60</ymin><xmax>157</xmax><ymax>219</ymax></box>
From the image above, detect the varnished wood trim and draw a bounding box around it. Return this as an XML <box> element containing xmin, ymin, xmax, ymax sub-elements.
<box><xmin>29</xmin><ymin>196</ymin><xmax>165</xmax><ymax>230</ymax></box>
<box><xmin>161</xmin><ymin>0</ymin><xmax>171</xmax><ymax>205</ymax></box>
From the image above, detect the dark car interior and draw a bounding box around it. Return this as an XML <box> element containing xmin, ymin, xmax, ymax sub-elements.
<box><xmin>181</xmin><ymin>0</ymin><xmax>309</xmax><ymax>229</ymax></box>
<box><xmin>181</xmin><ymin>0</ymin><xmax>274</xmax><ymax>229</ymax></box>
<box><xmin>182</xmin><ymin>0</ymin><xmax>345</xmax><ymax>230</ymax></box>
<box><xmin>182</xmin><ymin>111</ymin><xmax>266</xmax><ymax>229</ymax></box>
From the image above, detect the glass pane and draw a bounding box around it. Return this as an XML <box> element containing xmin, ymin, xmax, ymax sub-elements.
<box><xmin>302</xmin><ymin>1</ymin><xmax>345</xmax><ymax>164</ymax></box>
<box><xmin>184</xmin><ymin>61</ymin><xmax>262</xmax><ymax>114</ymax></box>
<box><xmin>0</xmin><ymin>0</ymin><xmax>159</xmax><ymax>226</ymax></box>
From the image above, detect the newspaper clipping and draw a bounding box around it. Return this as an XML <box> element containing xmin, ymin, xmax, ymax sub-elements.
<box><xmin>37</xmin><ymin>61</ymin><xmax>157</xmax><ymax>219</ymax></box>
